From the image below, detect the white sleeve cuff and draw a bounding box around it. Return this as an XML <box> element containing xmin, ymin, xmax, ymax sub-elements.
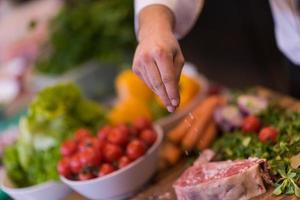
<box><xmin>134</xmin><ymin>0</ymin><xmax>204</xmax><ymax>40</ymax></box>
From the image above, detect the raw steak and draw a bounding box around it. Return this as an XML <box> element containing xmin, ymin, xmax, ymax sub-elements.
<box><xmin>174</xmin><ymin>150</ymin><xmax>267</xmax><ymax>200</ymax></box>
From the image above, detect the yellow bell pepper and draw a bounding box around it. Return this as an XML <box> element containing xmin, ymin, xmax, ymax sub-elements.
<box><xmin>108</xmin><ymin>97</ymin><xmax>152</xmax><ymax>124</ymax></box>
<box><xmin>155</xmin><ymin>74</ymin><xmax>200</xmax><ymax>110</ymax></box>
<box><xmin>178</xmin><ymin>74</ymin><xmax>200</xmax><ymax>109</ymax></box>
<box><xmin>115</xmin><ymin>69</ymin><xmax>153</xmax><ymax>101</ymax></box>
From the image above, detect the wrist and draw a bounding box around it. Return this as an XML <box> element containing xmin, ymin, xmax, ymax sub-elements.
<box><xmin>138</xmin><ymin>5</ymin><xmax>174</xmax><ymax>42</ymax></box>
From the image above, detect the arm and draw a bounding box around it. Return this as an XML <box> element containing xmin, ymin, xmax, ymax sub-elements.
<box><xmin>135</xmin><ymin>0</ymin><xmax>205</xmax><ymax>39</ymax></box>
<box><xmin>132</xmin><ymin>1</ymin><xmax>204</xmax><ymax>112</ymax></box>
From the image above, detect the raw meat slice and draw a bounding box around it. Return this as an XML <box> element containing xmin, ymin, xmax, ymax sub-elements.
<box><xmin>174</xmin><ymin>152</ymin><xmax>267</xmax><ymax>200</ymax></box>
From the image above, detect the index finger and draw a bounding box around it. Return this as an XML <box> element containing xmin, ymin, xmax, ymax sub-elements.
<box><xmin>144</xmin><ymin>60</ymin><xmax>174</xmax><ymax>112</ymax></box>
<box><xmin>154</xmin><ymin>51</ymin><xmax>180</xmax><ymax>108</ymax></box>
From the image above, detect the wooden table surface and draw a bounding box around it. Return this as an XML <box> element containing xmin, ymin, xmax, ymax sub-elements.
<box><xmin>65</xmin><ymin>87</ymin><xmax>300</xmax><ymax>200</ymax></box>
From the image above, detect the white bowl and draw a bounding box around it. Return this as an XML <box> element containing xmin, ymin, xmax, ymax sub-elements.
<box><xmin>0</xmin><ymin>170</ymin><xmax>71</xmax><ymax>200</ymax></box>
<box><xmin>156</xmin><ymin>63</ymin><xmax>209</xmax><ymax>131</ymax></box>
<box><xmin>61</xmin><ymin>125</ymin><xmax>164</xmax><ymax>200</ymax></box>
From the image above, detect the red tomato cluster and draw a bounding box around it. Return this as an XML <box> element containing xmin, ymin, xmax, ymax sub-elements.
<box><xmin>241</xmin><ymin>115</ymin><xmax>278</xmax><ymax>143</ymax></box>
<box><xmin>57</xmin><ymin>117</ymin><xmax>157</xmax><ymax>181</ymax></box>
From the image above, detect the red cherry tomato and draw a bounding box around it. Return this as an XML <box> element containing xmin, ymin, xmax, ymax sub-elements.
<box><xmin>107</xmin><ymin>127</ymin><xmax>129</xmax><ymax>146</ymax></box>
<box><xmin>242</xmin><ymin>116</ymin><xmax>261</xmax><ymax>133</ymax></box>
<box><xmin>126</xmin><ymin>139</ymin><xmax>146</xmax><ymax>160</ymax></box>
<box><xmin>79</xmin><ymin>172</ymin><xmax>95</xmax><ymax>181</ymax></box>
<box><xmin>116</xmin><ymin>124</ymin><xmax>130</xmax><ymax>135</ymax></box>
<box><xmin>139</xmin><ymin>129</ymin><xmax>157</xmax><ymax>146</ymax></box>
<box><xmin>259</xmin><ymin>127</ymin><xmax>278</xmax><ymax>143</ymax></box>
<box><xmin>118</xmin><ymin>156</ymin><xmax>131</xmax><ymax>168</ymax></box>
<box><xmin>57</xmin><ymin>158</ymin><xmax>72</xmax><ymax>177</ymax></box>
<box><xmin>75</xmin><ymin>128</ymin><xmax>92</xmax><ymax>142</ymax></box>
<box><xmin>78</xmin><ymin>137</ymin><xmax>103</xmax><ymax>153</ymax></box>
<box><xmin>70</xmin><ymin>154</ymin><xmax>83</xmax><ymax>174</ymax></box>
<box><xmin>60</xmin><ymin>139</ymin><xmax>77</xmax><ymax>157</ymax></box>
<box><xmin>79</xmin><ymin>148</ymin><xmax>101</xmax><ymax>167</ymax></box>
<box><xmin>133</xmin><ymin>117</ymin><xmax>152</xmax><ymax>132</ymax></box>
<box><xmin>98</xmin><ymin>163</ymin><xmax>115</xmax><ymax>177</ymax></box>
<box><xmin>97</xmin><ymin>126</ymin><xmax>112</xmax><ymax>141</ymax></box>
<box><xmin>103</xmin><ymin>143</ymin><xmax>123</xmax><ymax>162</ymax></box>
<box><xmin>128</xmin><ymin>126</ymin><xmax>138</xmax><ymax>137</ymax></box>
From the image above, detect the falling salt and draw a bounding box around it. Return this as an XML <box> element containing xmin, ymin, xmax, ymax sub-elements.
<box><xmin>183</xmin><ymin>112</ymin><xmax>195</xmax><ymax>128</ymax></box>
<box><xmin>193</xmin><ymin>128</ymin><xmax>199</xmax><ymax>132</ymax></box>
<box><xmin>188</xmin><ymin>112</ymin><xmax>194</xmax><ymax>119</ymax></box>
<box><xmin>184</xmin><ymin>119</ymin><xmax>192</xmax><ymax>128</ymax></box>
<box><xmin>157</xmin><ymin>192</ymin><xmax>172</xmax><ymax>199</ymax></box>
<box><xmin>184</xmin><ymin>150</ymin><xmax>190</xmax><ymax>156</ymax></box>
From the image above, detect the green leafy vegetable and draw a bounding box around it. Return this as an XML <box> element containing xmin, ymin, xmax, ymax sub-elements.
<box><xmin>3</xmin><ymin>83</ymin><xmax>106</xmax><ymax>187</ymax></box>
<box><xmin>36</xmin><ymin>0</ymin><xmax>135</xmax><ymax>75</ymax></box>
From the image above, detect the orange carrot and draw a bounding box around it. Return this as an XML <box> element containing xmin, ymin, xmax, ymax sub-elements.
<box><xmin>182</xmin><ymin>96</ymin><xmax>225</xmax><ymax>150</ymax></box>
<box><xmin>197</xmin><ymin>121</ymin><xmax>217</xmax><ymax>150</ymax></box>
<box><xmin>167</xmin><ymin>99</ymin><xmax>206</xmax><ymax>143</ymax></box>
<box><xmin>161</xmin><ymin>142</ymin><xmax>182</xmax><ymax>165</ymax></box>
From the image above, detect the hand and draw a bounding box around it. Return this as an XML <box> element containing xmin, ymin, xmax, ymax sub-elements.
<box><xmin>132</xmin><ymin>5</ymin><xmax>185</xmax><ymax>112</ymax></box>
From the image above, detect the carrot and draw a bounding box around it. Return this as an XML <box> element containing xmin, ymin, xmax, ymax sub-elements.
<box><xmin>160</xmin><ymin>142</ymin><xmax>182</xmax><ymax>165</ymax></box>
<box><xmin>167</xmin><ymin>98</ymin><xmax>206</xmax><ymax>143</ymax></box>
<box><xmin>182</xmin><ymin>96</ymin><xmax>225</xmax><ymax>150</ymax></box>
<box><xmin>168</xmin><ymin>112</ymin><xmax>198</xmax><ymax>143</ymax></box>
<box><xmin>197</xmin><ymin>121</ymin><xmax>217</xmax><ymax>150</ymax></box>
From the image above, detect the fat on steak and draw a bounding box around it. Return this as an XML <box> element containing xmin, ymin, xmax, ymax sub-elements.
<box><xmin>174</xmin><ymin>150</ymin><xmax>267</xmax><ymax>200</ymax></box>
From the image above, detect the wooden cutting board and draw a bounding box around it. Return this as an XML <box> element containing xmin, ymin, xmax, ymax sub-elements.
<box><xmin>65</xmin><ymin>87</ymin><xmax>300</xmax><ymax>200</ymax></box>
<box><xmin>65</xmin><ymin>161</ymin><xmax>299</xmax><ymax>200</ymax></box>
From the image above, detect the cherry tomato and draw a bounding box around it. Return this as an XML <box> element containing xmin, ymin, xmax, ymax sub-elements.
<box><xmin>107</xmin><ymin>127</ymin><xmax>129</xmax><ymax>146</ymax></box>
<box><xmin>139</xmin><ymin>129</ymin><xmax>157</xmax><ymax>146</ymax></box>
<box><xmin>242</xmin><ymin>115</ymin><xmax>261</xmax><ymax>133</ymax></box>
<box><xmin>75</xmin><ymin>128</ymin><xmax>92</xmax><ymax>142</ymax></box>
<box><xmin>118</xmin><ymin>156</ymin><xmax>131</xmax><ymax>168</ymax></box>
<box><xmin>79</xmin><ymin>137</ymin><xmax>103</xmax><ymax>153</ymax></box>
<box><xmin>116</xmin><ymin>124</ymin><xmax>130</xmax><ymax>135</ymax></box>
<box><xmin>70</xmin><ymin>154</ymin><xmax>83</xmax><ymax>174</ymax></box>
<box><xmin>133</xmin><ymin>117</ymin><xmax>152</xmax><ymax>132</ymax></box>
<box><xmin>98</xmin><ymin>163</ymin><xmax>115</xmax><ymax>177</ymax></box>
<box><xmin>57</xmin><ymin>158</ymin><xmax>72</xmax><ymax>177</ymax></box>
<box><xmin>103</xmin><ymin>143</ymin><xmax>122</xmax><ymax>162</ymax></box>
<box><xmin>79</xmin><ymin>148</ymin><xmax>101</xmax><ymax>167</ymax></box>
<box><xmin>259</xmin><ymin>127</ymin><xmax>278</xmax><ymax>143</ymax></box>
<box><xmin>60</xmin><ymin>139</ymin><xmax>77</xmax><ymax>157</ymax></box>
<box><xmin>79</xmin><ymin>172</ymin><xmax>95</xmax><ymax>181</ymax></box>
<box><xmin>126</xmin><ymin>139</ymin><xmax>146</xmax><ymax>160</ymax></box>
<box><xmin>128</xmin><ymin>126</ymin><xmax>138</xmax><ymax>137</ymax></box>
<box><xmin>97</xmin><ymin>126</ymin><xmax>112</xmax><ymax>141</ymax></box>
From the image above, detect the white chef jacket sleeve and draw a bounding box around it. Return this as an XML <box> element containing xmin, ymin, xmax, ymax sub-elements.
<box><xmin>134</xmin><ymin>0</ymin><xmax>205</xmax><ymax>39</ymax></box>
<box><xmin>269</xmin><ymin>0</ymin><xmax>300</xmax><ymax>65</ymax></box>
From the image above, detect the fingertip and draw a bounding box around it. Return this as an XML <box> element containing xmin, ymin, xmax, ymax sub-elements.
<box><xmin>167</xmin><ymin>105</ymin><xmax>175</xmax><ymax>113</ymax></box>
<box><xmin>171</xmin><ymin>98</ymin><xmax>179</xmax><ymax>107</ymax></box>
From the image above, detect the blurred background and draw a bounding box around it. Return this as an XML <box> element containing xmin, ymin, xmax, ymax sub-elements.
<box><xmin>0</xmin><ymin>0</ymin><xmax>135</xmax><ymax>116</ymax></box>
<box><xmin>0</xmin><ymin>0</ymin><xmax>290</xmax><ymax>198</ymax></box>
<box><xmin>180</xmin><ymin>0</ymin><xmax>288</xmax><ymax>92</ymax></box>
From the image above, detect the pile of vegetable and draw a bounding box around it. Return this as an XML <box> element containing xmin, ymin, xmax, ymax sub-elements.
<box><xmin>213</xmin><ymin>94</ymin><xmax>300</xmax><ymax>197</ymax></box>
<box><xmin>161</xmin><ymin>96</ymin><xmax>224</xmax><ymax>166</ymax></box>
<box><xmin>36</xmin><ymin>0</ymin><xmax>135</xmax><ymax>75</ymax></box>
<box><xmin>3</xmin><ymin>83</ymin><xmax>106</xmax><ymax>187</ymax></box>
<box><xmin>58</xmin><ymin>117</ymin><xmax>157</xmax><ymax>181</ymax></box>
<box><xmin>109</xmin><ymin>69</ymin><xmax>201</xmax><ymax>124</ymax></box>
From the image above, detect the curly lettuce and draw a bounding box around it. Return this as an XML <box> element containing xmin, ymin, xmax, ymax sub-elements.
<box><xmin>3</xmin><ymin>83</ymin><xmax>106</xmax><ymax>187</ymax></box>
